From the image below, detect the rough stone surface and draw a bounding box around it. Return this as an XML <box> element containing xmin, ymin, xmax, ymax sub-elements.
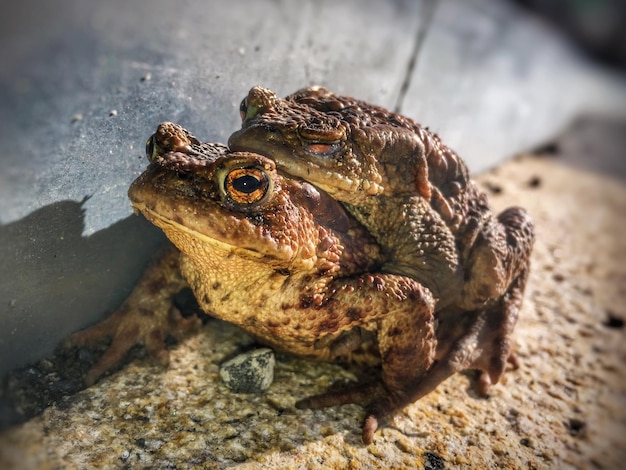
<box><xmin>2</xmin><ymin>0</ymin><xmax>626</xmax><ymax>379</ymax></box>
<box><xmin>0</xmin><ymin>116</ymin><xmax>624</xmax><ymax>469</ymax></box>
<box><xmin>220</xmin><ymin>349</ymin><xmax>276</xmax><ymax>394</ymax></box>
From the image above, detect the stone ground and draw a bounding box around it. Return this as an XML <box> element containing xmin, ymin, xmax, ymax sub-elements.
<box><xmin>0</xmin><ymin>115</ymin><xmax>624</xmax><ymax>469</ymax></box>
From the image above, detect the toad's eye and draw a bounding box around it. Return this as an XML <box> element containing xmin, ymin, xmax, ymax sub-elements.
<box><xmin>239</xmin><ymin>97</ymin><xmax>248</xmax><ymax>121</ymax></box>
<box><xmin>224</xmin><ymin>167</ymin><xmax>270</xmax><ymax>204</ymax></box>
<box><xmin>304</xmin><ymin>142</ymin><xmax>341</xmax><ymax>157</ymax></box>
<box><xmin>145</xmin><ymin>135</ymin><xmax>156</xmax><ymax>160</ymax></box>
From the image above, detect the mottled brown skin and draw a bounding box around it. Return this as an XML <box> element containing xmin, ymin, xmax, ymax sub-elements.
<box><xmin>228</xmin><ymin>86</ymin><xmax>534</xmax><ymax>410</ymax></box>
<box><xmin>67</xmin><ymin>122</ymin><xmax>440</xmax><ymax>444</ymax></box>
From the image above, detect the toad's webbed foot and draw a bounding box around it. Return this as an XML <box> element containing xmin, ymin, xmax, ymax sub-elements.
<box><xmin>64</xmin><ymin>247</ymin><xmax>199</xmax><ymax>385</ymax></box>
<box><xmin>296</xmin><ymin>381</ymin><xmax>402</xmax><ymax>444</ymax></box>
<box><xmin>475</xmin><ymin>351</ymin><xmax>520</xmax><ymax>395</ymax></box>
<box><xmin>65</xmin><ymin>302</ymin><xmax>200</xmax><ymax>386</ymax></box>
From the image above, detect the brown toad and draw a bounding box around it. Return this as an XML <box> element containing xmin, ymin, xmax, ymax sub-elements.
<box><xmin>67</xmin><ymin>122</ymin><xmax>438</xmax><ymax>444</ymax></box>
<box><xmin>229</xmin><ymin>86</ymin><xmax>535</xmax><ymax>396</ymax></box>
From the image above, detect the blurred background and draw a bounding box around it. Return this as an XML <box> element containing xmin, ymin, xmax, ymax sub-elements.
<box><xmin>518</xmin><ymin>0</ymin><xmax>626</xmax><ymax>68</ymax></box>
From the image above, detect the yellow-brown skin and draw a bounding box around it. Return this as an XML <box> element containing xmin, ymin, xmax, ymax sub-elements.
<box><xmin>67</xmin><ymin>123</ymin><xmax>439</xmax><ymax>444</ymax></box>
<box><xmin>228</xmin><ymin>86</ymin><xmax>535</xmax><ymax>414</ymax></box>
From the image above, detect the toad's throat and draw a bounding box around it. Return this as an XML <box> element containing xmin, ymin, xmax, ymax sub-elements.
<box><xmin>131</xmin><ymin>202</ymin><xmax>266</xmax><ymax>260</ymax></box>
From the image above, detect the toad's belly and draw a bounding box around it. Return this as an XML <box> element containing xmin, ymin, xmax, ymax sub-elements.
<box><xmin>175</xmin><ymin>250</ymin><xmax>375</xmax><ymax>361</ymax></box>
<box><xmin>200</xmin><ymin>290</ymin><xmax>377</xmax><ymax>361</ymax></box>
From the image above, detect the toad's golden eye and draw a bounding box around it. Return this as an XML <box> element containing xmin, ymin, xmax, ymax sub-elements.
<box><xmin>225</xmin><ymin>167</ymin><xmax>270</xmax><ymax>204</ymax></box>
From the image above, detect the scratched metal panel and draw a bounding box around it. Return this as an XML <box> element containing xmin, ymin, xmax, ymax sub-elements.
<box><xmin>0</xmin><ymin>0</ymin><xmax>424</xmax><ymax>377</ymax></box>
<box><xmin>0</xmin><ymin>0</ymin><xmax>624</xmax><ymax>378</ymax></box>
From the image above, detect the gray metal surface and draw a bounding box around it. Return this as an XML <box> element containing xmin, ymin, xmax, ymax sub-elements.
<box><xmin>1</xmin><ymin>0</ymin><xmax>625</xmax><ymax>378</ymax></box>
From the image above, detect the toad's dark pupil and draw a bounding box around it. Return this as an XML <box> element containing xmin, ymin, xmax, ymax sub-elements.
<box><xmin>145</xmin><ymin>135</ymin><xmax>155</xmax><ymax>158</ymax></box>
<box><xmin>239</xmin><ymin>98</ymin><xmax>247</xmax><ymax>115</ymax></box>
<box><xmin>233</xmin><ymin>175</ymin><xmax>261</xmax><ymax>194</ymax></box>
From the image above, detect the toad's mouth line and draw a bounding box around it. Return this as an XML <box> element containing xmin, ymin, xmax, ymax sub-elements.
<box><xmin>131</xmin><ymin>202</ymin><xmax>267</xmax><ymax>260</ymax></box>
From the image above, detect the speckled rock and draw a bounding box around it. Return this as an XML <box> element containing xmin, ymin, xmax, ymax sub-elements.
<box><xmin>220</xmin><ymin>348</ymin><xmax>275</xmax><ymax>394</ymax></box>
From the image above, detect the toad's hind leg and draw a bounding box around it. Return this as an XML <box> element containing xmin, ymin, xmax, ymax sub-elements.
<box><xmin>470</xmin><ymin>267</ymin><xmax>528</xmax><ymax>394</ymax></box>
<box><xmin>391</xmin><ymin>207</ymin><xmax>534</xmax><ymax>407</ymax></box>
<box><xmin>382</xmin><ymin>264</ymin><xmax>529</xmax><ymax>425</ymax></box>
<box><xmin>460</xmin><ymin>206</ymin><xmax>534</xmax><ymax>311</ymax></box>
<box><xmin>466</xmin><ymin>206</ymin><xmax>534</xmax><ymax>392</ymax></box>
<box><xmin>452</xmin><ymin>205</ymin><xmax>533</xmax><ymax>386</ymax></box>
<box><xmin>422</xmin><ymin>266</ymin><xmax>529</xmax><ymax>398</ymax></box>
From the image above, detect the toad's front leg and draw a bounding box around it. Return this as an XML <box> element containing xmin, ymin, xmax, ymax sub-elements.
<box><xmin>295</xmin><ymin>274</ymin><xmax>437</xmax><ymax>444</ymax></box>
<box><xmin>64</xmin><ymin>246</ymin><xmax>201</xmax><ymax>385</ymax></box>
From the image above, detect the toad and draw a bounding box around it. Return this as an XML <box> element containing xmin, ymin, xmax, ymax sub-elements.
<box><xmin>228</xmin><ymin>86</ymin><xmax>534</xmax><ymax>396</ymax></box>
<box><xmin>67</xmin><ymin>122</ymin><xmax>440</xmax><ymax>443</ymax></box>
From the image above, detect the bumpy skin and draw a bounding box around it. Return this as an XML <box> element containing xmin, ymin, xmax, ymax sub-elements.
<box><xmin>228</xmin><ymin>86</ymin><xmax>534</xmax><ymax>400</ymax></box>
<box><xmin>67</xmin><ymin>122</ymin><xmax>441</xmax><ymax>444</ymax></box>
